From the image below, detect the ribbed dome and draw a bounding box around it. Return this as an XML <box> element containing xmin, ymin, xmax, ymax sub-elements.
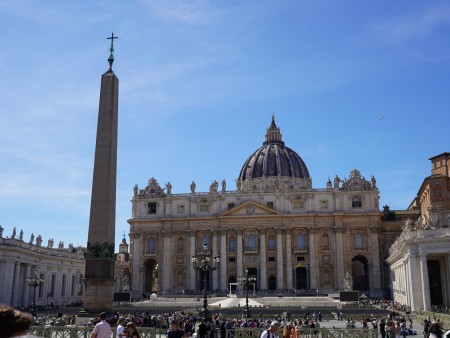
<box><xmin>238</xmin><ymin>116</ymin><xmax>310</xmax><ymax>181</ymax></box>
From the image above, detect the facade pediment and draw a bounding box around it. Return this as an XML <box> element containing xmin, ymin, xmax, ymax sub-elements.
<box><xmin>220</xmin><ymin>201</ymin><xmax>281</xmax><ymax>217</ymax></box>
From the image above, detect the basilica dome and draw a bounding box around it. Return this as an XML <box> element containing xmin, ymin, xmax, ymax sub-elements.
<box><xmin>238</xmin><ymin>116</ymin><xmax>310</xmax><ymax>182</ymax></box>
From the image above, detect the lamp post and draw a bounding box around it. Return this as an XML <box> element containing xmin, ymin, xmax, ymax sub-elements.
<box><xmin>26</xmin><ymin>271</ymin><xmax>44</xmax><ymax>311</ymax></box>
<box><xmin>192</xmin><ymin>243</ymin><xmax>220</xmax><ymax>321</ymax></box>
<box><xmin>238</xmin><ymin>269</ymin><xmax>256</xmax><ymax>320</ymax></box>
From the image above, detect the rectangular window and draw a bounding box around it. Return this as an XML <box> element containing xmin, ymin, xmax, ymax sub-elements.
<box><xmin>229</xmin><ymin>257</ymin><xmax>236</xmax><ymax>262</ymax></box>
<box><xmin>352</xmin><ymin>196</ymin><xmax>362</xmax><ymax>208</ymax></box>
<box><xmin>229</xmin><ymin>238</ymin><xmax>236</xmax><ymax>252</ymax></box>
<box><xmin>268</xmin><ymin>238</ymin><xmax>275</xmax><ymax>251</ymax></box>
<box><xmin>293</xmin><ymin>200</ymin><xmax>305</xmax><ymax>210</ymax></box>
<box><xmin>228</xmin><ymin>203</ymin><xmax>235</xmax><ymax>210</ymax></box>
<box><xmin>267</xmin><ymin>202</ymin><xmax>274</xmax><ymax>209</ymax></box>
<box><xmin>148</xmin><ymin>202</ymin><xmax>157</xmax><ymax>214</ymax></box>
<box><xmin>268</xmin><ymin>257</ymin><xmax>275</xmax><ymax>262</ymax></box>
<box><xmin>297</xmin><ymin>256</ymin><xmax>305</xmax><ymax>261</ymax></box>
<box><xmin>177</xmin><ymin>205</ymin><xmax>185</xmax><ymax>214</ymax></box>
<box><xmin>199</xmin><ymin>204</ymin><xmax>210</xmax><ymax>213</ymax></box>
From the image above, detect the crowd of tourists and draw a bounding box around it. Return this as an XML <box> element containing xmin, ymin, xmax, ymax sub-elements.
<box><xmin>2</xmin><ymin>303</ymin><xmax>450</xmax><ymax>338</ymax></box>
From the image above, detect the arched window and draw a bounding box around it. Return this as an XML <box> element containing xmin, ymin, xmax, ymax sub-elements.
<box><xmin>200</xmin><ymin>235</ymin><xmax>209</xmax><ymax>249</ymax></box>
<box><xmin>295</xmin><ymin>234</ymin><xmax>305</xmax><ymax>250</ymax></box>
<box><xmin>147</xmin><ymin>237</ymin><xmax>156</xmax><ymax>254</ymax></box>
<box><xmin>354</xmin><ymin>232</ymin><xmax>364</xmax><ymax>249</ymax></box>
<box><xmin>247</xmin><ymin>234</ymin><xmax>257</xmax><ymax>251</ymax></box>
<box><xmin>322</xmin><ymin>234</ymin><xmax>330</xmax><ymax>250</ymax></box>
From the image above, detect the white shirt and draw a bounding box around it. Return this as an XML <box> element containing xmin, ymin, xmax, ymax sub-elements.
<box><xmin>92</xmin><ymin>320</ymin><xmax>111</xmax><ymax>338</ymax></box>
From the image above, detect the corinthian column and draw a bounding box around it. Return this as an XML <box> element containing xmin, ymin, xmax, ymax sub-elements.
<box><xmin>162</xmin><ymin>230</ymin><xmax>171</xmax><ymax>291</ymax></box>
<box><xmin>212</xmin><ymin>230</ymin><xmax>219</xmax><ymax>290</ymax></box>
<box><xmin>368</xmin><ymin>226</ymin><xmax>381</xmax><ymax>296</ymax></box>
<box><xmin>285</xmin><ymin>229</ymin><xmax>293</xmax><ymax>289</ymax></box>
<box><xmin>259</xmin><ymin>228</ymin><xmax>267</xmax><ymax>290</ymax></box>
<box><xmin>237</xmin><ymin>229</ymin><xmax>243</xmax><ymax>280</ymax></box>
<box><xmin>220</xmin><ymin>229</ymin><xmax>227</xmax><ymax>290</ymax></box>
<box><xmin>189</xmin><ymin>231</ymin><xmax>196</xmax><ymax>290</ymax></box>
<box><xmin>308</xmin><ymin>227</ymin><xmax>317</xmax><ymax>289</ymax></box>
<box><xmin>276</xmin><ymin>227</ymin><xmax>284</xmax><ymax>289</ymax></box>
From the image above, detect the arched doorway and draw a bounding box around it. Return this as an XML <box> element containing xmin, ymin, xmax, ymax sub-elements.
<box><xmin>351</xmin><ymin>255</ymin><xmax>369</xmax><ymax>291</ymax></box>
<box><xmin>143</xmin><ymin>259</ymin><xmax>158</xmax><ymax>294</ymax></box>
<box><xmin>268</xmin><ymin>276</ymin><xmax>277</xmax><ymax>290</ymax></box>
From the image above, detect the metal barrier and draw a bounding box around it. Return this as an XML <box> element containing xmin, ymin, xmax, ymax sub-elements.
<box><xmin>28</xmin><ymin>327</ymin><xmax>378</xmax><ymax>338</ymax></box>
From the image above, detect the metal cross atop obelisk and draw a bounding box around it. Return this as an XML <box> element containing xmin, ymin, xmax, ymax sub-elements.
<box><xmin>83</xmin><ymin>34</ymin><xmax>119</xmax><ymax>312</ymax></box>
<box><xmin>107</xmin><ymin>32</ymin><xmax>118</xmax><ymax>69</ymax></box>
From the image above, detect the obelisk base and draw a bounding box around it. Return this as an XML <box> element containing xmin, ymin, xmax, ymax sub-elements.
<box><xmin>83</xmin><ymin>278</ymin><xmax>115</xmax><ymax>312</ymax></box>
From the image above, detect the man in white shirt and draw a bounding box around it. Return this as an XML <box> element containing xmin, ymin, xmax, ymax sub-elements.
<box><xmin>91</xmin><ymin>312</ymin><xmax>111</xmax><ymax>338</ymax></box>
<box><xmin>260</xmin><ymin>321</ymin><xmax>280</xmax><ymax>338</ymax></box>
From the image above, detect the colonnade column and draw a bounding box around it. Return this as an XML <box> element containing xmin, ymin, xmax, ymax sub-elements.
<box><xmin>419</xmin><ymin>252</ymin><xmax>431</xmax><ymax>310</ymax></box>
<box><xmin>236</xmin><ymin>229</ymin><xmax>243</xmax><ymax>280</ymax></box>
<box><xmin>276</xmin><ymin>227</ymin><xmax>284</xmax><ymax>290</ymax></box>
<box><xmin>1</xmin><ymin>261</ymin><xmax>15</xmax><ymax>306</ymax></box>
<box><xmin>23</xmin><ymin>264</ymin><xmax>32</xmax><ymax>307</ymax></box>
<box><xmin>189</xmin><ymin>230</ymin><xmax>196</xmax><ymax>290</ymax></box>
<box><xmin>212</xmin><ymin>230</ymin><xmax>219</xmax><ymax>290</ymax></box>
<box><xmin>259</xmin><ymin>228</ymin><xmax>267</xmax><ymax>290</ymax></box>
<box><xmin>285</xmin><ymin>229</ymin><xmax>293</xmax><ymax>289</ymax></box>
<box><xmin>308</xmin><ymin>227</ymin><xmax>318</xmax><ymax>289</ymax></box>
<box><xmin>446</xmin><ymin>254</ymin><xmax>450</xmax><ymax>308</ymax></box>
<box><xmin>162</xmin><ymin>230</ymin><xmax>171</xmax><ymax>292</ymax></box>
<box><xmin>220</xmin><ymin>229</ymin><xmax>227</xmax><ymax>290</ymax></box>
<box><xmin>11</xmin><ymin>262</ymin><xmax>21</xmax><ymax>307</ymax></box>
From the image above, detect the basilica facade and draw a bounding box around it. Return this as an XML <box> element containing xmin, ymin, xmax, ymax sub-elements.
<box><xmin>128</xmin><ymin>117</ymin><xmax>404</xmax><ymax>299</ymax></box>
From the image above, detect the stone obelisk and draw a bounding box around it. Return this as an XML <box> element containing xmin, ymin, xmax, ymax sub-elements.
<box><xmin>83</xmin><ymin>33</ymin><xmax>119</xmax><ymax>312</ymax></box>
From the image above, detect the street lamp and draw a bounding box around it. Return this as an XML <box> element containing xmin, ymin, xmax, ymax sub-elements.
<box><xmin>26</xmin><ymin>270</ymin><xmax>44</xmax><ymax>311</ymax></box>
<box><xmin>192</xmin><ymin>243</ymin><xmax>220</xmax><ymax>321</ymax></box>
<box><xmin>237</xmin><ymin>269</ymin><xmax>256</xmax><ymax>320</ymax></box>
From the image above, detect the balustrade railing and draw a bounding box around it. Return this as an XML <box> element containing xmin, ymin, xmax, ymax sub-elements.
<box><xmin>28</xmin><ymin>327</ymin><xmax>379</xmax><ymax>338</ymax></box>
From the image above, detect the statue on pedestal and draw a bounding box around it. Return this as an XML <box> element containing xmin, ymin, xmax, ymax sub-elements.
<box><xmin>344</xmin><ymin>272</ymin><xmax>353</xmax><ymax>291</ymax></box>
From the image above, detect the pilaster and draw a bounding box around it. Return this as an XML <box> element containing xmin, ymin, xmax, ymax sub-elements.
<box><xmin>259</xmin><ymin>228</ymin><xmax>267</xmax><ymax>290</ymax></box>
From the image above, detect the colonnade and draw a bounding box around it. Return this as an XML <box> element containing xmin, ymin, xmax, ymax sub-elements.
<box><xmin>0</xmin><ymin>259</ymin><xmax>84</xmax><ymax>307</ymax></box>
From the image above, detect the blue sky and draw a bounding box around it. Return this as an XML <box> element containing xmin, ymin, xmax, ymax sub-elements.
<box><xmin>0</xmin><ymin>1</ymin><xmax>449</xmax><ymax>247</ymax></box>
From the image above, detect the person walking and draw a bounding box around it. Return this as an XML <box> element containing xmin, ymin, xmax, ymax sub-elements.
<box><xmin>91</xmin><ymin>313</ymin><xmax>111</xmax><ymax>338</ymax></box>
